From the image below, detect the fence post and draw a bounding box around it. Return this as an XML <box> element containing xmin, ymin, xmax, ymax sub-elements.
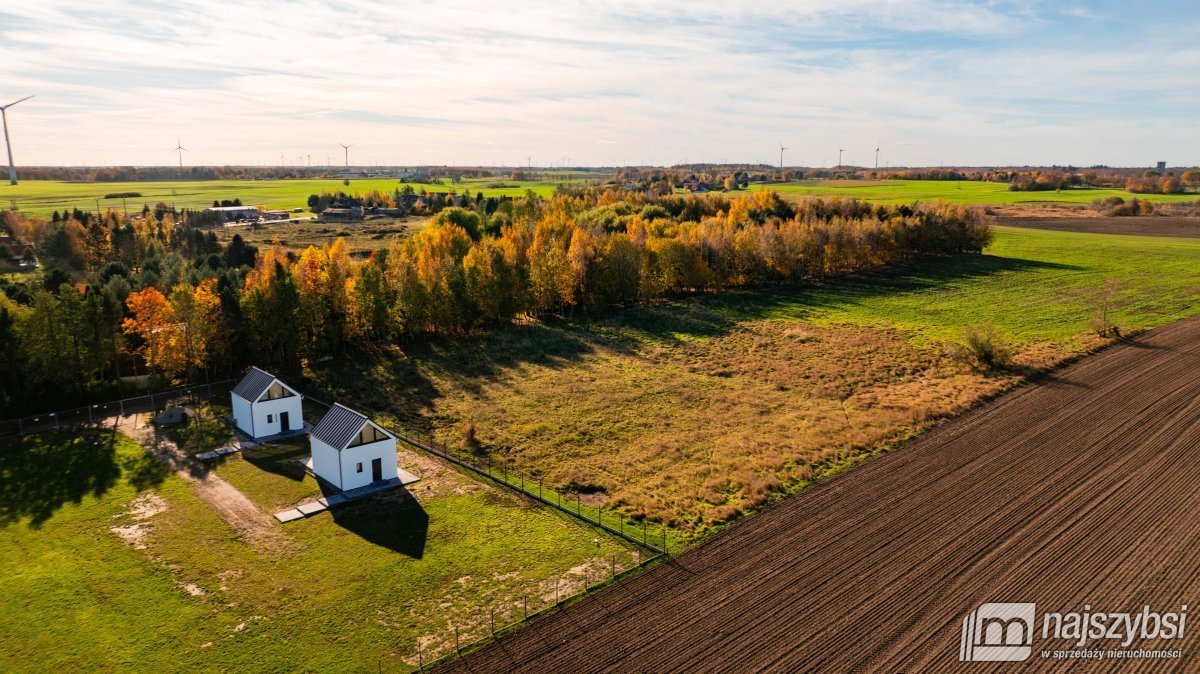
<box><xmin>576</xmin><ymin>492</ymin><xmax>581</xmax><ymax>515</ymax></box>
<box><xmin>643</xmin><ymin>520</ymin><xmax>647</xmax><ymax>546</ymax></box>
<box><xmin>149</xmin><ymin>392</ymin><xmax>155</xmax><ymax>410</ymax></box>
<box><xmin>611</xmin><ymin>553</ymin><xmax>615</xmax><ymax>578</ymax></box>
<box><xmin>454</xmin><ymin>624</ymin><xmax>460</xmax><ymax>654</ymax></box>
<box><xmin>53</xmin><ymin>413</ymin><xmax>59</xmax><ymax>430</ymax></box>
<box><xmin>119</xmin><ymin>399</ymin><xmax>124</xmax><ymax>417</ymax></box>
<box><xmin>17</xmin><ymin>417</ymin><xmax>22</xmax><ymax>436</ymax></box>
<box><xmin>663</xmin><ymin>522</ymin><xmax>668</xmax><ymax>553</ymax></box>
<box><xmin>524</xmin><ymin>595</ymin><xmax>528</xmax><ymax>619</ymax></box>
<box><xmin>418</xmin><ymin>641</ymin><xmax>423</xmax><ymax>671</ymax></box>
<box><xmin>555</xmin><ymin>578</ymin><xmax>559</xmax><ymax>604</ymax></box>
<box><xmin>88</xmin><ymin>406</ymin><xmax>93</xmax><ymax>424</ymax></box>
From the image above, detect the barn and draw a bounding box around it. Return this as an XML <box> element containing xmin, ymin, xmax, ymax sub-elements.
<box><xmin>230</xmin><ymin>367</ymin><xmax>304</xmax><ymax>439</ymax></box>
<box><xmin>308</xmin><ymin>403</ymin><xmax>399</xmax><ymax>491</ymax></box>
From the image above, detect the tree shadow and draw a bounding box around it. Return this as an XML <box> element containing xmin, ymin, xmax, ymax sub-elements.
<box><xmin>311</xmin><ymin>253</ymin><xmax>1080</xmax><ymax>431</ymax></box>
<box><xmin>330</xmin><ymin>488</ymin><xmax>428</xmax><ymax>559</ymax></box>
<box><xmin>0</xmin><ymin>429</ymin><xmax>122</xmax><ymax>528</ymax></box>
<box><xmin>122</xmin><ymin>448</ymin><xmax>171</xmax><ymax>491</ymax></box>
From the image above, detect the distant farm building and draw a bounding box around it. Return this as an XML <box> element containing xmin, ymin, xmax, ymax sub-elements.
<box><xmin>317</xmin><ymin>206</ymin><xmax>364</xmax><ymax>222</ymax></box>
<box><xmin>0</xmin><ymin>236</ymin><xmax>36</xmax><ymax>267</ymax></box>
<box><xmin>230</xmin><ymin>367</ymin><xmax>304</xmax><ymax>439</ymax></box>
<box><xmin>204</xmin><ymin>205</ymin><xmax>260</xmax><ymax>222</ymax></box>
<box><xmin>262</xmin><ymin>210</ymin><xmax>291</xmax><ymax>221</ymax></box>
<box><xmin>308</xmin><ymin>403</ymin><xmax>398</xmax><ymax>491</ymax></box>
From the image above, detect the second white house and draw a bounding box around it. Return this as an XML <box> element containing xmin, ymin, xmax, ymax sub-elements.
<box><xmin>308</xmin><ymin>403</ymin><xmax>399</xmax><ymax>491</ymax></box>
<box><xmin>230</xmin><ymin>367</ymin><xmax>304</xmax><ymax>439</ymax></box>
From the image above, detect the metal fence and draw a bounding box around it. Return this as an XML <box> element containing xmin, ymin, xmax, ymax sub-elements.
<box><xmin>0</xmin><ymin>378</ymin><xmax>238</xmax><ymax>439</ymax></box>
<box><xmin>298</xmin><ymin>390</ymin><xmax>667</xmax><ymax>555</ymax></box>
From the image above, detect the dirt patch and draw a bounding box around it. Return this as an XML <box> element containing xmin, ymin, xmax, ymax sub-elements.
<box><xmin>441</xmin><ymin>317</ymin><xmax>1200</xmax><ymax>673</ymax></box>
<box><xmin>998</xmin><ymin>215</ymin><xmax>1200</xmax><ymax>238</ymax></box>
<box><xmin>109</xmin><ymin>492</ymin><xmax>167</xmax><ymax>549</ymax></box>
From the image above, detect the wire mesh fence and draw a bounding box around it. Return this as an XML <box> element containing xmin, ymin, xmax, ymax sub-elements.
<box><xmin>413</xmin><ymin>545</ymin><xmax>662</xmax><ymax>670</ymax></box>
<box><xmin>0</xmin><ymin>378</ymin><xmax>239</xmax><ymax>440</ymax></box>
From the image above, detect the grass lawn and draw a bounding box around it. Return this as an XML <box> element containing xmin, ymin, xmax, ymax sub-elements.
<box><xmin>746</xmin><ymin>179</ymin><xmax>1200</xmax><ymax>206</ymax></box>
<box><xmin>2</xmin><ymin>177</ymin><xmax>595</xmax><ymax>218</ymax></box>
<box><xmin>0</xmin><ymin>428</ymin><xmax>639</xmax><ymax>672</ymax></box>
<box><xmin>310</xmin><ymin>225</ymin><xmax>1200</xmax><ymax>537</ymax></box>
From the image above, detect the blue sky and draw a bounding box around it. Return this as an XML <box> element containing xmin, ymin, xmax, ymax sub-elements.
<box><xmin>0</xmin><ymin>0</ymin><xmax>1196</xmax><ymax>167</ymax></box>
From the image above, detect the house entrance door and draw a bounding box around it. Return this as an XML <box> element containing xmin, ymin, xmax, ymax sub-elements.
<box><xmin>371</xmin><ymin>458</ymin><xmax>383</xmax><ymax>482</ymax></box>
<box><xmin>280</xmin><ymin>411</ymin><xmax>290</xmax><ymax>432</ymax></box>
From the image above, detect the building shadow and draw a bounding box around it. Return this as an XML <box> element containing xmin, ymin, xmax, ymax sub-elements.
<box><xmin>240</xmin><ymin>440</ymin><xmax>311</xmax><ymax>483</ymax></box>
<box><xmin>330</xmin><ymin>488</ymin><xmax>429</xmax><ymax>559</ymax></box>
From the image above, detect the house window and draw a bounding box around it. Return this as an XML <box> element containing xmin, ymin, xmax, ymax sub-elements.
<box><xmin>356</xmin><ymin>462</ymin><xmax>363</xmax><ymax>473</ymax></box>
<box><xmin>267</xmin><ymin>414</ymin><xmax>274</xmax><ymax>423</ymax></box>
<box><xmin>261</xmin><ymin>382</ymin><xmax>296</xmax><ymax>401</ymax></box>
<box><xmin>348</xmin><ymin>423</ymin><xmax>389</xmax><ymax>448</ymax></box>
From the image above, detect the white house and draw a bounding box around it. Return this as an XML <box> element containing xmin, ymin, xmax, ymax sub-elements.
<box><xmin>230</xmin><ymin>367</ymin><xmax>304</xmax><ymax>439</ymax></box>
<box><xmin>308</xmin><ymin>403</ymin><xmax>399</xmax><ymax>491</ymax></box>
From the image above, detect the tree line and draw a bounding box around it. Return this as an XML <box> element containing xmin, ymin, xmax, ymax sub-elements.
<box><xmin>0</xmin><ymin>189</ymin><xmax>990</xmax><ymax>416</ymax></box>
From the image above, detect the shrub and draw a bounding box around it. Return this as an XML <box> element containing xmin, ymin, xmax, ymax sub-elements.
<box><xmin>954</xmin><ymin>323</ymin><xmax>1012</xmax><ymax>372</ymax></box>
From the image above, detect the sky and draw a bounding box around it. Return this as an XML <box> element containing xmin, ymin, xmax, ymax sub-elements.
<box><xmin>0</xmin><ymin>0</ymin><xmax>1197</xmax><ymax>168</ymax></box>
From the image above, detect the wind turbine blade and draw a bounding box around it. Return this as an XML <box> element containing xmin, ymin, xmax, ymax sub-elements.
<box><xmin>3</xmin><ymin>95</ymin><xmax>33</xmax><ymax>109</ymax></box>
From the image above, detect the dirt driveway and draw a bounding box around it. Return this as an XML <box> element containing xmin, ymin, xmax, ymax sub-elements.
<box><xmin>115</xmin><ymin>413</ymin><xmax>286</xmax><ymax>552</ymax></box>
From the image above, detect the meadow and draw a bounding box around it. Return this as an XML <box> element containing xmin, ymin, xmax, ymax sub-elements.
<box><xmin>311</xmin><ymin>225</ymin><xmax>1200</xmax><ymax>536</ymax></box>
<box><xmin>0</xmin><ymin>177</ymin><xmax>589</xmax><ymax>217</ymax></box>
<box><xmin>0</xmin><ymin>427</ymin><xmax>639</xmax><ymax>672</ymax></box>
<box><xmin>747</xmin><ymin>179</ymin><xmax>1200</xmax><ymax>205</ymax></box>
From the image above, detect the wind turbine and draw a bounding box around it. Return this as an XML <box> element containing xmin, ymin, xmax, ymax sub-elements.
<box><xmin>171</xmin><ymin>137</ymin><xmax>187</xmax><ymax>166</ymax></box>
<box><xmin>874</xmin><ymin>142</ymin><xmax>880</xmax><ymax>170</ymax></box>
<box><xmin>1</xmin><ymin>95</ymin><xmax>33</xmax><ymax>185</ymax></box>
<box><xmin>339</xmin><ymin>143</ymin><xmax>353</xmax><ymax>168</ymax></box>
<box><xmin>778</xmin><ymin>142</ymin><xmax>786</xmax><ymax>169</ymax></box>
<box><xmin>837</xmin><ymin>146</ymin><xmax>845</xmax><ymax>168</ymax></box>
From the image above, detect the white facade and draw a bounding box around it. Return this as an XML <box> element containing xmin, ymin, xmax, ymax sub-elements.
<box><xmin>310</xmin><ymin>434</ymin><xmax>399</xmax><ymax>491</ymax></box>
<box><xmin>243</xmin><ymin>395</ymin><xmax>303</xmax><ymax>437</ymax></box>
<box><xmin>307</xmin><ymin>403</ymin><xmax>399</xmax><ymax>491</ymax></box>
<box><xmin>230</xmin><ymin>371</ymin><xmax>304</xmax><ymax>438</ymax></box>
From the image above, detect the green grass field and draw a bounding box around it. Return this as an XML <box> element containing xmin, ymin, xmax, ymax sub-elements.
<box><xmin>0</xmin><ymin>428</ymin><xmax>638</xmax><ymax>672</ymax></box>
<box><xmin>1</xmin><ymin>177</ymin><xmax>593</xmax><ymax>217</ymax></box>
<box><xmin>747</xmin><ymin>179</ymin><xmax>1200</xmax><ymax>205</ymax></box>
<box><xmin>6</xmin><ymin>177</ymin><xmax>1196</xmax><ymax>218</ymax></box>
<box><xmin>311</xmin><ymin>225</ymin><xmax>1200</xmax><ymax>535</ymax></box>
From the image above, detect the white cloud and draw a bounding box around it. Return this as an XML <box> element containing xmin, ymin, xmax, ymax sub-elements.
<box><xmin>0</xmin><ymin>0</ymin><xmax>1195</xmax><ymax>167</ymax></box>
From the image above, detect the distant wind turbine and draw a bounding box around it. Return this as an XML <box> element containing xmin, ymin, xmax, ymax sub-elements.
<box><xmin>340</xmin><ymin>143</ymin><xmax>353</xmax><ymax>168</ymax></box>
<box><xmin>837</xmin><ymin>146</ymin><xmax>845</xmax><ymax>168</ymax></box>
<box><xmin>875</xmin><ymin>142</ymin><xmax>880</xmax><ymax>170</ymax></box>
<box><xmin>779</xmin><ymin>142</ymin><xmax>786</xmax><ymax>169</ymax></box>
<box><xmin>171</xmin><ymin>138</ymin><xmax>188</xmax><ymax>169</ymax></box>
<box><xmin>1</xmin><ymin>95</ymin><xmax>32</xmax><ymax>185</ymax></box>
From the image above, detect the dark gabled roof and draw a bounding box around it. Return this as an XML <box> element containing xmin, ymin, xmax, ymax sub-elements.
<box><xmin>231</xmin><ymin>367</ymin><xmax>278</xmax><ymax>402</ymax></box>
<box><xmin>310</xmin><ymin>403</ymin><xmax>368</xmax><ymax>450</ymax></box>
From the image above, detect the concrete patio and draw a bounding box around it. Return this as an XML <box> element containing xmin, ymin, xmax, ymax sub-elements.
<box><xmin>273</xmin><ymin>462</ymin><xmax>421</xmax><ymax>523</ymax></box>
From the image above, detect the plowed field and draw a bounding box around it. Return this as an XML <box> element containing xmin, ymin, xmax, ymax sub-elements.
<box><xmin>440</xmin><ymin>317</ymin><xmax>1200</xmax><ymax>673</ymax></box>
<box><xmin>999</xmin><ymin>216</ymin><xmax>1200</xmax><ymax>238</ymax></box>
